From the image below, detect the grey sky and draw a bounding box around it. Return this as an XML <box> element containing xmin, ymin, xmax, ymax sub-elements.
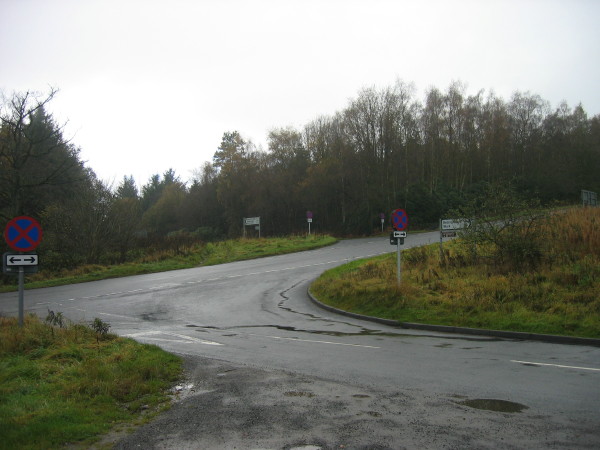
<box><xmin>1</xmin><ymin>0</ymin><xmax>599</xmax><ymax>187</ymax></box>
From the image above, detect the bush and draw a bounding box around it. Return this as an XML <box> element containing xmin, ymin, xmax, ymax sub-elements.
<box><xmin>451</xmin><ymin>182</ymin><xmax>547</xmax><ymax>272</ymax></box>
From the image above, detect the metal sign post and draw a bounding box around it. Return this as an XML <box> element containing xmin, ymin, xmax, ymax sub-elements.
<box><xmin>243</xmin><ymin>217</ymin><xmax>261</xmax><ymax>238</ymax></box>
<box><xmin>390</xmin><ymin>209</ymin><xmax>408</xmax><ymax>286</ymax></box>
<box><xmin>439</xmin><ymin>218</ymin><xmax>470</xmax><ymax>261</ymax></box>
<box><xmin>3</xmin><ymin>216</ymin><xmax>43</xmax><ymax>327</ymax></box>
<box><xmin>307</xmin><ymin>211</ymin><xmax>313</xmax><ymax>235</ymax></box>
<box><xmin>18</xmin><ymin>267</ymin><xmax>24</xmax><ymax>327</ymax></box>
<box><xmin>391</xmin><ymin>231</ymin><xmax>407</xmax><ymax>285</ymax></box>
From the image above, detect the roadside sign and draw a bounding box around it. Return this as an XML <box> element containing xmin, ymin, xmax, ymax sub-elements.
<box><xmin>6</xmin><ymin>254</ymin><xmax>38</xmax><ymax>265</ymax></box>
<box><xmin>3</xmin><ymin>251</ymin><xmax>39</xmax><ymax>328</ymax></box>
<box><xmin>243</xmin><ymin>217</ymin><xmax>261</xmax><ymax>238</ymax></box>
<box><xmin>244</xmin><ymin>217</ymin><xmax>260</xmax><ymax>226</ymax></box>
<box><xmin>393</xmin><ymin>231</ymin><xmax>407</xmax><ymax>238</ymax></box>
<box><xmin>391</xmin><ymin>209</ymin><xmax>408</xmax><ymax>231</ymax></box>
<box><xmin>4</xmin><ymin>216</ymin><xmax>43</xmax><ymax>252</ymax></box>
<box><xmin>3</xmin><ymin>252</ymin><xmax>39</xmax><ymax>275</ymax></box>
<box><xmin>582</xmin><ymin>190</ymin><xmax>598</xmax><ymax>207</ymax></box>
<box><xmin>441</xmin><ymin>219</ymin><xmax>470</xmax><ymax>231</ymax></box>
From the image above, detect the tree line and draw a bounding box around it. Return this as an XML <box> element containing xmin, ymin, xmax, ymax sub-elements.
<box><xmin>1</xmin><ymin>81</ymin><xmax>599</xmax><ymax>271</ymax></box>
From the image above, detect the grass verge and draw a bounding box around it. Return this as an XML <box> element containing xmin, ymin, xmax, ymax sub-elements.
<box><xmin>1</xmin><ymin>234</ymin><xmax>337</xmax><ymax>292</ymax></box>
<box><xmin>311</xmin><ymin>208</ymin><xmax>600</xmax><ymax>338</ymax></box>
<box><xmin>0</xmin><ymin>314</ymin><xmax>182</xmax><ymax>449</ymax></box>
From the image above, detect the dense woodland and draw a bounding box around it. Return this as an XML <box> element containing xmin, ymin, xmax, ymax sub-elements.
<box><xmin>1</xmin><ymin>81</ymin><xmax>599</xmax><ymax>270</ymax></box>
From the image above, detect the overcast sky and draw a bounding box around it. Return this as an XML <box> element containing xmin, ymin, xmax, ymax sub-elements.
<box><xmin>2</xmin><ymin>0</ymin><xmax>599</xmax><ymax>188</ymax></box>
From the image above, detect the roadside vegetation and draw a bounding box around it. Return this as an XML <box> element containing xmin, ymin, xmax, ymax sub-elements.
<box><xmin>0</xmin><ymin>234</ymin><xmax>337</xmax><ymax>292</ymax></box>
<box><xmin>0</xmin><ymin>314</ymin><xmax>182</xmax><ymax>448</ymax></box>
<box><xmin>311</xmin><ymin>206</ymin><xmax>600</xmax><ymax>338</ymax></box>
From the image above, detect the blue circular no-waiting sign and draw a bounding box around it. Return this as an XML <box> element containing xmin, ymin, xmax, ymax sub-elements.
<box><xmin>4</xmin><ymin>216</ymin><xmax>43</xmax><ymax>252</ymax></box>
<box><xmin>391</xmin><ymin>209</ymin><xmax>408</xmax><ymax>231</ymax></box>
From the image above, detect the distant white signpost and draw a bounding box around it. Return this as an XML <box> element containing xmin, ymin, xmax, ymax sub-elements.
<box><xmin>243</xmin><ymin>217</ymin><xmax>260</xmax><ymax>238</ymax></box>
<box><xmin>581</xmin><ymin>190</ymin><xmax>598</xmax><ymax>207</ymax></box>
<box><xmin>439</xmin><ymin>218</ymin><xmax>471</xmax><ymax>259</ymax></box>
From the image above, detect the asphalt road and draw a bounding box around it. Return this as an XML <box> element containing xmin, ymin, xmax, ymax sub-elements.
<box><xmin>1</xmin><ymin>233</ymin><xmax>599</xmax><ymax>449</ymax></box>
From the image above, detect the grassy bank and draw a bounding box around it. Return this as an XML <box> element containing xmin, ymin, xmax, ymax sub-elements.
<box><xmin>1</xmin><ymin>234</ymin><xmax>337</xmax><ymax>292</ymax></box>
<box><xmin>0</xmin><ymin>314</ymin><xmax>182</xmax><ymax>449</ymax></box>
<box><xmin>311</xmin><ymin>208</ymin><xmax>600</xmax><ymax>338</ymax></box>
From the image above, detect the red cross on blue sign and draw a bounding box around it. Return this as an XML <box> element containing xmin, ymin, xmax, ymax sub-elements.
<box><xmin>4</xmin><ymin>216</ymin><xmax>43</xmax><ymax>252</ymax></box>
<box><xmin>391</xmin><ymin>209</ymin><xmax>408</xmax><ymax>231</ymax></box>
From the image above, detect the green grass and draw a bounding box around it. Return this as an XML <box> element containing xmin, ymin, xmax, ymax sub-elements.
<box><xmin>0</xmin><ymin>314</ymin><xmax>182</xmax><ymax>449</ymax></box>
<box><xmin>311</xmin><ymin>209</ymin><xmax>600</xmax><ymax>338</ymax></box>
<box><xmin>1</xmin><ymin>234</ymin><xmax>337</xmax><ymax>292</ymax></box>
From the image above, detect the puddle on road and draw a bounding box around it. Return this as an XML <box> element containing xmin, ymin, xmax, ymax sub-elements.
<box><xmin>458</xmin><ymin>398</ymin><xmax>528</xmax><ymax>413</ymax></box>
<box><xmin>284</xmin><ymin>391</ymin><xmax>315</xmax><ymax>398</ymax></box>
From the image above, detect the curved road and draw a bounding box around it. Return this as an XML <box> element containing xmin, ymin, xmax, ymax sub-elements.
<box><xmin>1</xmin><ymin>233</ymin><xmax>599</xmax><ymax>448</ymax></box>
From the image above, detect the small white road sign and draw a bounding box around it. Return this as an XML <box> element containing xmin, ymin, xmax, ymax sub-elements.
<box><xmin>6</xmin><ymin>254</ymin><xmax>38</xmax><ymax>266</ymax></box>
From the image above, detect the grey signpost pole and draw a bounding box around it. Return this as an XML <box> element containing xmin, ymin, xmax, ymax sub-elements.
<box><xmin>390</xmin><ymin>209</ymin><xmax>408</xmax><ymax>287</ymax></box>
<box><xmin>396</xmin><ymin>239</ymin><xmax>401</xmax><ymax>285</ymax></box>
<box><xmin>439</xmin><ymin>219</ymin><xmax>444</xmax><ymax>261</ymax></box>
<box><xmin>18</xmin><ymin>265</ymin><xmax>24</xmax><ymax>327</ymax></box>
<box><xmin>4</xmin><ymin>216</ymin><xmax>43</xmax><ymax>328</ymax></box>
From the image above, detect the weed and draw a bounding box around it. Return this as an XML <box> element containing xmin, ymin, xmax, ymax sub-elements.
<box><xmin>90</xmin><ymin>318</ymin><xmax>111</xmax><ymax>344</ymax></box>
<box><xmin>45</xmin><ymin>309</ymin><xmax>65</xmax><ymax>328</ymax></box>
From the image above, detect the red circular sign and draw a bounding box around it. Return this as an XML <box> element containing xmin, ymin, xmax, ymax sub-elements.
<box><xmin>4</xmin><ymin>216</ymin><xmax>43</xmax><ymax>252</ymax></box>
<box><xmin>391</xmin><ymin>209</ymin><xmax>408</xmax><ymax>231</ymax></box>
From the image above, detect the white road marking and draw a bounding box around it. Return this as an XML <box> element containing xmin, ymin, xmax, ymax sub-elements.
<box><xmin>98</xmin><ymin>312</ymin><xmax>138</xmax><ymax>320</ymax></box>
<box><xmin>124</xmin><ymin>330</ymin><xmax>223</xmax><ymax>346</ymax></box>
<box><xmin>132</xmin><ymin>337</ymin><xmax>194</xmax><ymax>344</ymax></box>
<box><xmin>125</xmin><ymin>330</ymin><xmax>163</xmax><ymax>337</ymax></box>
<box><xmin>249</xmin><ymin>333</ymin><xmax>380</xmax><ymax>349</ymax></box>
<box><xmin>165</xmin><ymin>332</ymin><xmax>223</xmax><ymax>346</ymax></box>
<box><xmin>511</xmin><ymin>360</ymin><xmax>600</xmax><ymax>372</ymax></box>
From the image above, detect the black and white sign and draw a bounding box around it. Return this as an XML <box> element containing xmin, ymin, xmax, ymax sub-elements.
<box><xmin>3</xmin><ymin>252</ymin><xmax>39</xmax><ymax>275</ymax></box>
<box><xmin>441</xmin><ymin>218</ymin><xmax>470</xmax><ymax>230</ymax></box>
<box><xmin>6</xmin><ymin>254</ymin><xmax>38</xmax><ymax>265</ymax></box>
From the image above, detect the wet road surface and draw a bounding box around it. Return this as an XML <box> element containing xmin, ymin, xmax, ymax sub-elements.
<box><xmin>1</xmin><ymin>234</ymin><xmax>599</xmax><ymax>448</ymax></box>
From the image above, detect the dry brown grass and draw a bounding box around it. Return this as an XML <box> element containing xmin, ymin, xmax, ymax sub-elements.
<box><xmin>312</xmin><ymin>207</ymin><xmax>600</xmax><ymax>337</ymax></box>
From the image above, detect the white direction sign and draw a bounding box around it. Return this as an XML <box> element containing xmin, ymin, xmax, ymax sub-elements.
<box><xmin>441</xmin><ymin>219</ymin><xmax>470</xmax><ymax>230</ymax></box>
<box><xmin>244</xmin><ymin>217</ymin><xmax>260</xmax><ymax>226</ymax></box>
<box><xmin>6</xmin><ymin>254</ymin><xmax>38</xmax><ymax>266</ymax></box>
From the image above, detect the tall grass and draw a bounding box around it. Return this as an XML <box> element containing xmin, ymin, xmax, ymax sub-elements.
<box><xmin>0</xmin><ymin>314</ymin><xmax>182</xmax><ymax>448</ymax></box>
<box><xmin>312</xmin><ymin>207</ymin><xmax>600</xmax><ymax>337</ymax></box>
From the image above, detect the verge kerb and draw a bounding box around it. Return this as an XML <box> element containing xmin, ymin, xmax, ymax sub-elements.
<box><xmin>307</xmin><ymin>288</ymin><xmax>600</xmax><ymax>348</ymax></box>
